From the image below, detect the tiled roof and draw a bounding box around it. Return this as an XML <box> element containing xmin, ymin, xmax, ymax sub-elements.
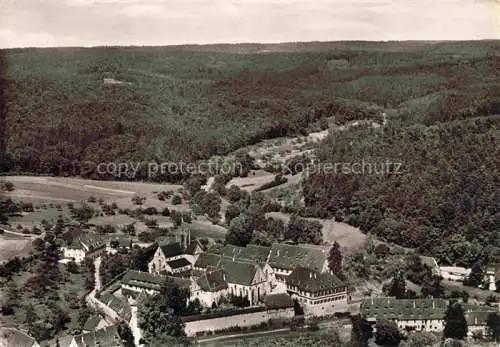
<box><xmin>221</xmin><ymin>244</ymin><xmax>242</xmax><ymax>258</ymax></box>
<box><xmin>80</xmin><ymin>233</ymin><xmax>105</xmax><ymax>249</ymax></box>
<box><xmin>69</xmin><ymin>233</ymin><xmax>105</xmax><ymax>251</ymax></box>
<box><xmin>360</xmin><ymin>297</ymin><xmax>448</xmax><ymax>320</ymax></box>
<box><xmin>0</xmin><ymin>328</ymin><xmax>37</xmax><ymax>347</ymax></box>
<box><xmin>167</xmin><ymin>258</ymin><xmax>191</xmax><ymax>269</ymax></box>
<box><xmin>264</xmin><ymin>293</ymin><xmax>294</xmax><ymax>310</ymax></box>
<box><xmin>136</xmin><ymin>290</ymin><xmax>149</xmax><ymax>306</ymax></box>
<box><xmin>231</xmin><ymin>244</ymin><xmax>271</xmax><ymax>266</ymax></box>
<box><xmin>466</xmin><ymin>311</ymin><xmax>495</xmax><ymax>326</ymax></box>
<box><xmin>99</xmin><ymin>293</ymin><xmax>132</xmax><ymax>322</ymax></box>
<box><xmin>287</xmin><ymin>266</ymin><xmax>343</xmax><ymax>293</ymax></box>
<box><xmin>219</xmin><ymin>259</ymin><xmax>257</xmax><ymax>286</ymax></box>
<box><xmin>192</xmin><ymin>269</ymin><xmax>205</xmax><ymax>278</ymax></box>
<box><xmin>83</xmin><ymin>314</ymin><xmax>102</xmax><ymax>331</ymax></box>
<box><xmin>72</xmin><ymin>325</ymin><xmax>123</xmax><ymax>347</ymax></box>
<box><xmin>171</xmin><ymin>276</ymin><xmax>191</xmax><ymax>289</ymax></box>
<box><xmin>185</xmin><ymin>240</ymin><xmax>202</xmax><ymax>255</ymax></box>
<box><xmin>160</xmin><ymin>242</ymin><xmax>183</xmax><ymax>258</ymax></box>
<box><xmin>268</xmin><ymin>243</ymin><xmax>327</xmax><ymax>272</ymax></box>
<box><xmin>206</xmin><ymin>243</ymin><xmax>224</xmax><ymax>254</ymax></box>
<box><xmin>194</xmin><ymin>252</ymin><xmax>222</xmax><ymax>269</ymax></box>
<box><xmin>197</xmin><ymin>269</ymin><xmax>228</xmax><ymax>292</ymax></box>
<box><xmin>122</xmin><ymin>270</ymin><xmax>164</xmax><ymax>288</ymax></box>
<box><xmin>122</xmin><ymin>270</ymin><xmax>190</xmax><ymax>290</ymax></box>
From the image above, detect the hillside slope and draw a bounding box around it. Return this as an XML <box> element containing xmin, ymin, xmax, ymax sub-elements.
<box><xmin>0</xmin><ymin>41</ymin><xmax>498</xmax><ymax>180</ymax></box>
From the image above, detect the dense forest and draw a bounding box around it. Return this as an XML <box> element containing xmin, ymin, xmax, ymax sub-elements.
<box><xmin>0</xmin><ymin>42</ymin><xmax>497</xmax><ymax>179</ymax></box>
<box><xmin>0</xmin><ymin>41</ymin><xmax>499</xmax><ymax>265</ymax></box>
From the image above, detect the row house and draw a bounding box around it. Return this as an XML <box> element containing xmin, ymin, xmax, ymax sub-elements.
<box><xmin>361</xmin><ymin>297</ymin><xmax>448</xmax><ymax>332</ymax></box>
<box><xmin>58</xmin><ymin>325</ymin><xmax>123</xmax><ymax>347</ymax></box>
<box><xmin>121</xmin><ymin>270</ymin><xmax>191</xmax><ymax>298</ymax></box>
<box><xmin>286</xmin><ymin>266</ymin><xmax>348</xmax><ymax>316</ymax></box>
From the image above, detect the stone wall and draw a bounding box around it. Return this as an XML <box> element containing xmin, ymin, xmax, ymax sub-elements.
<box><xmin>183</xmin><ymin>308</ymin><xmax>293</xmax><ymax>336</ymax></box>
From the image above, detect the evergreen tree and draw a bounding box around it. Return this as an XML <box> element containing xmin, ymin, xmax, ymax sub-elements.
<box><xmin>421</xmin><ymin>276</ymin><xmax>445</xmax><ymax>298</ymax></box>
<box><xmin>350</xmin><ymin>314</ymin><xmax>373</xmax><ymax>347</ymax></box>
<box><xmin>5</xmin><ymin>281</ymin><xmax>20</xmax><ymax>309</ymax></box>
<box><xmin>328</xmin><ymin>242</ymin><xmax>345</xmax><ymax>280</ymax></box>
<box><xmin>388</xmin><ymin>271</ymin><xmax>406</xmax><ymax>299</ymax></box>
<box><xmin>225</xmin><ymin>214</ymin><xmax>253</xmax><ymax>247</ymax></box>
<box><xmin>486</xmin><ymin>312</ymin><xmax>500</xmax><ymax>342</ymax></box>
<box><xmin>26</xmin><ymin>232</ymin><xmax>62</xmax><ymax>296</ymax></box>
<box><xmin>24</xmin><ymin>303</ymin><xmax>39</xmax><ymax>326</ymax></box>
<box><xmin>443</xmin><ymin>301</ymin><xmax>468</xmax><ymax>340</ymax></box>
<box><xmin>463</xmin><ymin>262</ymin><xmax>485</xmax><ymax>288</ymax></box>
<box><xmin>375</xmin><ymin>318</ymin><xmax>403</xmax><ymax>346</ymax></box>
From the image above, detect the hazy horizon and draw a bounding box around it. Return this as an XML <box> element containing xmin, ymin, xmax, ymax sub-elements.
<box><xmin>1</xmin><ymin>0</ymin><xmax>499</xmax><ymax>48</ymax></box>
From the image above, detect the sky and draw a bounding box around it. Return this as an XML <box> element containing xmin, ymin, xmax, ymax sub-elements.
<box><xmin>0</xmin><ymin>0</ymin><xmax>499</xmax><ymax>48</ymax></box>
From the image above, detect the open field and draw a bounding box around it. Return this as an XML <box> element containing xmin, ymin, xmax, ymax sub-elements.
<box><xmin>225</xmin><ymin>170</ymin><xmax>276</xmax><ymax>192</ymax></box>
<box><xmin>3</xmin><ymin>176</ymin><xmax>182</xmax><ymax>204</ymax></box>
<box><xmin>265</xmin><ymin>212</ymin><xmax>366</xmax><ymax>251</ymax></box>
<box><xmin>0</xmin><ymin>233</ymin><xmax>32</xmax><ymax>262</ymax></box>
<box><xmin>189</xmin><ymin>218</ymin><xmax>227</xmax><ymax>240</ymax></box>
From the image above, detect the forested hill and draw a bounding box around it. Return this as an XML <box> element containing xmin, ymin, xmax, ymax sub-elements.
<box><xmin>0</xmin><ymin>41</ymin><xmax>498</xmax><ymax>179</ymax></box>
<box><xmin>0</xmin><ymin>41</ymin><xmax>499</xmax><ymax>265</ymax></box>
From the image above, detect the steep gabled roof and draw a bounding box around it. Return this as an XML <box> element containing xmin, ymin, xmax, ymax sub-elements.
<box><xmin>160</xmin><ymin>242</ymin><xmax>183</xmax><ymax>258</ymax></box>
<box><xmin>287</xmin><ymin>266</ymin><xmax>343</xmax><ymax>293</ymax></box>
<box><xmin>167</xmin><ymin>258</ymin><xmax>191</xmax><ymax>269</ymax></box>
<box><xmin>264</xmin><ymin>293</ymin><xmax>294</xmax><ymax>310</ymax></box>
<box><xmin>268</xmin><ymin>243</ymin><xmax>327</xmax><ymax>272</ymax></box>
<box><xmin>136</xmin><ymin>290</ymin><xmax>149</xmax><ymax>306</ymax></box>
<box><xmin>122</xmin><ymin>269</ymin><xmax>190</xmax><ymax>292</ymax></box>
<box><xmin>171</xmin><ymin>276</ymin><xmax>191</xmax><ymax>289</ymax></box>
<box><xmin>185</xmin><ymin>240</ymin><xmax>202</xmax><ymax>255</ymax></box>
<box><xmin>122</xmin><ymin>270</ymin><xmax>164</xmax><ymax>289</ymax></box>
<box><xmin>360</xmin><ymin>297</ymin><xmax>448</xmax><ymax>320</ymax></box>
<box><xmin>83</xmin><ymin>314</ymin><xmax>102</xmax><ymax>332</ymax></box>
<box><xmin>236</xmin><ymin>244</ymin><xmax>271</xmax><ymax>265</ymax></box>
<box><xmin>72</xmin><ymin>325</ymin><xmax>123</xmax><ymax>347</ymax></box>
<box><xmin>194</xmin><ymin>252</ymin><xmax>221</xmax><ymax>269</ymax></box>
<box><xmin>99</xmin><ymin>293</ymin><xmax>132</xmax><ymax>322</ymax></box>
<box><xmin>221</xmin><ymin>244</ymin><xmax>243</xmax><ymax>258</ymax></box>
<box><xmin>466</xmin><ymin>311</ymin><xmax>495</xmax><ymax>326</ymax></box>
<box><xmin>219</xmin><ymin>259</ymin><xmax>258</xmax><ymax>286</ymax></box>
<box><xmin>0</xmin><ymin>328</ymin><xmax>37</xmax><ymax>347</ymax></box>
<box><xmin>79</xmin><ymin>233</ymin><xmax>105</xmax><ymax>250</ymax></box>
<box><xmin>206</xmin><ymin>243</ymin><xmax>224</xmax><ymax>254</ymax></box>
<box><xmin>197</xmin><ymin>269</ymin><xmax>228</xmax><ymax>292</ymax></box>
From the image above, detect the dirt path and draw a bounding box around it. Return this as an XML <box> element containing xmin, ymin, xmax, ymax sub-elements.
<box><xmin>94</xmin><ymin>256</ymin><xmax>102</xmax><ymax>292</ymax></box>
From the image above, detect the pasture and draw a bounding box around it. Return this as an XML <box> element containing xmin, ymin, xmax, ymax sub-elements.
<box><xmin>0</xmin><ymin>232</ymin><xmax>33</xmax><ymax>263</ymax></box>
